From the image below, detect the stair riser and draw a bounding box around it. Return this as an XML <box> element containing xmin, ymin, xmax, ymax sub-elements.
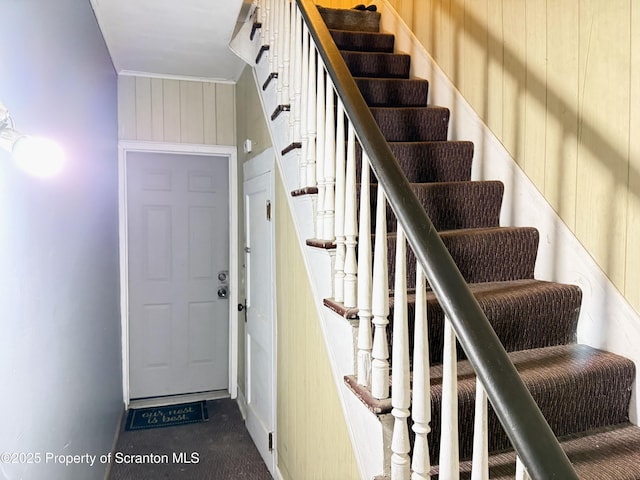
<box><xmin>426</xmin><ymin>350</ymin><xmax>635</xmax><ymax>462</ymax></box>
<box><xmin>386</xmin><ymin>283</ymin><xmax>582</xmax><ymax>366</ymax></box>
<box><xmin>384</xmin><ymin>227</ymin><xmax>540</xmax><ymax>289</ymax></box>
<box><xmin>330</xmin><ymin>29</ymin><xmax>395</xmax><ymax>53</ymax></box>
<box><xmin>342</xmin><ymin>51</ymin><xmax>411</xmax><ymax>78</ymax></box>
<box><xmin>368</xmin><ymin>181</ymin><xmax>504</xmax><ymax>233</ymax></box>
<box><xmin>355</xmin><ymin>141</ymin><xmax>475</xmax><ymax>184</ymax></box>
<box><xmin>355</xmin><ymin>78</ymin><xmax>429</xmax><ymax>107</ymax></box>
<box><xmin>371</xmin><ymin>107</ymin><xmax>450</xmax><ymax>142</ymax></box>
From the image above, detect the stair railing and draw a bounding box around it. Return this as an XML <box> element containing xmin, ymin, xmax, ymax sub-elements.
<box><xmin>254</xmin><ymin>1</ymin><xmax>579</xmax><ymax>479</ymax></box>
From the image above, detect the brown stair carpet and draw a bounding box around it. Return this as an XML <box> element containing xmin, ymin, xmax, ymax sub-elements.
<box><xmin>370</xmin><ymin>106</ymin><xmax>450</xmax><ymax>141</ymax></box>
<box><xmin>330</xmin><ymin>29</ymin><xmax>395</xmax><ymax>52</ymax></box>
<box><xmin>384</xmin><ymin>226</ymin><xmax>540</xmax><ymax>289</ymax></box>
<box><xmin>355</xmin><ymin>141</ymin><xmax>475</xmax><ymax>184</ymax></box>
<box><xmin>341</xmin><ymin>51</ymin><xmax>411</xmax><ymax>78</ymax></box>
<box><xmin>310</xmin><ymin>5</ymin><xmax>640</xmax><ymax>478</ymax></box>
<box><xmin>355</xmin><ymin>77</ymin><xmax>429</xmax><ymax>107</ymax></box>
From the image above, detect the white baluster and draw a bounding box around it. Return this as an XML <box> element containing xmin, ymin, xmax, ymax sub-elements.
<box><xmin>371</xmin><ymin>186</ymin><xmax>390</xmax><ymax>400</ymax></box>
<box><xmin>471</xmin><ymin>380</ymin><xmax>489</xmax><ymax>480</ymax></box>
<box><xmin>315</xmin><ymin>64</ymin><xmax>326</xmax><ymax>239</ymax></box>
<box><xmin>391</xmin><ymin>227</ymin><xmax>411</xmax><ymax>480</ymax></box>
<box><xmin>343</xmin><ymin>124</ymin><xmax>358</xmax><ymax>308</ymax></box>
<box><xmin>281</xmin><ymin>0</ymin><xmax>291</xmax><ymax>109</ymax></box>
<box><xmin>290</xmin><ymin>3</ymin><xmax>302</xmax><ymax>144</ymax></box>
<box><xmin>298</xmin><ymin>21</ymin><xmax>309</xmax><ymax>187</ymax></box>
<box><xmin>268</xmin><ymin>0</ymin><xmax>276</xmax><ymax>73</ymax></box>
<box><xmin>276</xmin><ymin>0</ymin><xmax>285</xmax><ymax>106</ymax></box>
<box><xmin>263</xmin><ymin>0</ymin><xmax>271</xmax><ymax>53</ymax></box>
<box><xmin>305</xmin><ymin>43</ymin><xmax>317</xmax><ymax>188</ymax></box>
<box><xmin>258</xmin><ymin>0</ymin><xmax>266</xmax><ymax>43</ymax></box>
<box><xmin>334</xmin><ymin>100</ymin><xmax>346</xmax><ymax>304</ymax></box>
<box><xmin>515</xmin><ymin>457</ymin><xmax>532</xmax><ymax>480</ymax></box>
<box><xmin>287</xmin><ymin>1</ymin><xmax>295</xmax><ymax>141</ymax></box>
<box><xmin>356</xmin><ymin>148</ymin><xmax>372</xmax><ymax>386</ymax></box>
<box><xmin>412</xmin><ymin>264</ymin><xmax>431</xmax><ymax>480</ymax></box>
<box><xmin>323</xmin><ymin>77</ymin><xmax>336</xmax><ymax>241</ymax></box>
<box><xmin>439</xmin><ymin>316</ymin><xmax>459</xmax><ymax>479</ymax></box>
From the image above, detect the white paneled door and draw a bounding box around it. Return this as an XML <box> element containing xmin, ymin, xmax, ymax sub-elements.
<box><xmin>127</xmin><ymin>151</ymin><xmax>229</xmax><ymax>399</ymax></box>
<box><xmin>243</xmin><ymin>151</ymin><xmax>275</xmax><ymax>474</ymax></box>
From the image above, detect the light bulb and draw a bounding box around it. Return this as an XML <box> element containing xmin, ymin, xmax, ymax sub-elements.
<box><xmin>12</xmin><ymin>136</ymin><xmax>65</xmax><ymax>178</ymax></box>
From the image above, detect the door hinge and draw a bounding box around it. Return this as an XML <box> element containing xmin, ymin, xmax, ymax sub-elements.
<box><xmin>266</xmin><ymin>199</ymin><xmax>272</xmax><ymax>221</ymax></box>
<box><xmin>268</xmin><ymin>431</ymin><xmax>274</xmax><ymax>451</ymax></box>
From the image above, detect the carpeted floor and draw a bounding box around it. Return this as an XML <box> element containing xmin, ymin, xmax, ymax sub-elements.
<box><xmin>108</xmin><ymin>398</ymin><xmax>272</xmax><ymax>480</ymax></box>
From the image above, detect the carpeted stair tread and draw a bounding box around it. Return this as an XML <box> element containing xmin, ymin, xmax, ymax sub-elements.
<box><xmin>341</xmin><ymin>50</ymin><xmax>411</xmax><ymax>78</ymax></box>
<box><xmin>453</xmin><ymin>422</ymin><xmax>640</xmax><ymax>480</ymax></box>
<box><xmin>328</xmin><ymin>279</ymin><xmax>581</xmax><ymax>366</ymax></box>
<box><xmin>355</xmin><ymin>77</ymin><xmax>429</xmax><ymax>107</ymax></box>
<box><xmin>394</xmin><ymin>279</ymin><xmax>583</xmax><ymax>366</ymax></box>
<box><xmin>383</xmin><ymin>181</ymin><xmax>504</xmax><ymax>232</ymax></box>
<box><xmin>346</xmin><ymin>344</ymin><xmax>635</xmax><ymax>462</ymax></box>
<box><xmin>355</xmin><ymin>141</ymin><xmax>475</xmax><ymax>184</ymax></box>
<box><xmin>318</xmin><ymin>5</ymin><xmax>381</xmax><ymax>32</ymax></box>
<box><xmin>386</xmin><ymin>227</ymin><xmax>540</xmax><ymax>289</ymax></box>
<box><xmin>329</xmin><ymin>29</ymin><xmax>395</xmax><ymax>53</ymax></box>
<box><xmin>362</xmin><ymin>180</ymin><xmax>503</xmax><ymax>233</ymax></box>
<box><xmin>371</xmin><ymin>107</ymin><xmax>450</xmax><ymax>142</ymax></box>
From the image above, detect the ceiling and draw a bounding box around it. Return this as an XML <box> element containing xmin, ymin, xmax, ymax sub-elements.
<box><xmin>90</xmin><ymin>0</ymin><xmax>250</xmax><ymax>82</ymax></box>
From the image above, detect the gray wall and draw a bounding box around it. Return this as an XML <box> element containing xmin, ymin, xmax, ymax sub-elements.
<box><xmin>0</xmin><ymin>1</ymin><xmax>123</xmax><ymax>479</ymax></box>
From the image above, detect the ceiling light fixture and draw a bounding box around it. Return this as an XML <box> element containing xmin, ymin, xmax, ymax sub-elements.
<box><xmin>0</xmin><ymin>101</ymin><xmax>65</xmax><ymax>178</ymax></box>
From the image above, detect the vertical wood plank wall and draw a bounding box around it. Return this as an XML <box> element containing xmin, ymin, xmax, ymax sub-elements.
<box><xmin>275</xmin><ymin>171</ymin><xmax>360</xmax><ymax>480</ymax></box>
<box><xmin>386</xmin><ymin>0</ymin><xmax>640</xmax><ymax>314</ymax></box>
<box><xmin>117</xmin><ymin>75</ymin><xmax>236</xmax><ymax>145</ymax></box>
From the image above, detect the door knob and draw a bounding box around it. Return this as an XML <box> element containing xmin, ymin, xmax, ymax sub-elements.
<box><xmin>217</xmin><ymin>286</ymin><xmax>229</xmax><ymax>298</ymax></box>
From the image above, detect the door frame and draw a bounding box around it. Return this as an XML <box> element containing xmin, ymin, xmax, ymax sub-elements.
<box><xmin>118</xmin><ymin>140</ymin><xmax>239</xmax><ymax>406</ymax></box>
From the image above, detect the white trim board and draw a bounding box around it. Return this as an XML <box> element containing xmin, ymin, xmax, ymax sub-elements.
<box><xmin>118</xmin><ymin>140</ymin><xmax>240</xmax><ymax>407</ymax></box>
<box><xmin>374</xmin><ymin>0</ymin><xmax>640</xmax><ymax>422</ymax></box>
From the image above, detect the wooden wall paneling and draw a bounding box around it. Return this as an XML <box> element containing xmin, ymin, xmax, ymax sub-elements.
<box><xmin>179</xmin><ymin>80</ymin><xmax>205</xmax><ymax>144</ymax></box>
<box><xmin>545</xmin><ymin>0</ymin><xmax>579</xmax><ymax>228</ymax></box>
<box><xmin>625</xmin><ymin>3</ymin><xmax>640</xmax><ymax>311</ymax></box>
<box><xmin>215</xmin><ymin>83</ymin><xmax>236</xmax><ymax>145</ymax></box>
<box><xmin>134</xmin><ymin>76</ymin><xmax>153</xmax><ymax>141</ymax></box>
<box><xmin>150</xmin><ymin>78</ymin><xmax>165</xmax><ymax>141</ymax></box>
<box><xmin>435</xmin><ymin>0</ymin><xmax>454</xmax><ymax>77</ymax></box>
<box><xmin>163</xmin><ymin>79</ymin><xmax>182</xmax><ymax>143</ymax></box>
<box><xmin>501</xmin><ymin>0</ymin><xmax>526</xmax><ymax>164</ymax></box>
<box><xmin>522</xmin><ymin>0</ymin><xmax>547</xmax><ymax>188</ymax></box>
<box><xmin>576</xmin><ymin>0</ymin><xmax>631</xmax><ymax>287</ymax></box>
<box><xmin>412</xmin><ymin>0</ymin><xmax>434</xmax><ymax>56</ymax></box>
<box><xmin>203</xmin><ymin>83</ymin><xmax>218</xmax><ymax>145</ymax></box>
<box><xmin>274</xmin><ymin>173</ymin><xmax>359</xmax><ymax>480</ymax></box>
<box><xmin>397</xmin><ymin>0</ymin><xmax>414</xmax><ymax>27</ymax></box>
<box><xmin>118</xmin><ymin>75</ymin><xmax>137</xmax><ymax>140</ymax></box>
<box><xmin>461</xmin><ymin>0</ymin><xmax>488</xmax><ymax>122</ymax></box>
<box><xmin>485</xmin><ymin>0</ymin><xmax>504</xmax><ymax>138</ymax></box>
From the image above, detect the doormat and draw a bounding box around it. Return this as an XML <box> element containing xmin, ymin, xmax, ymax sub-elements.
<box><xmin>125</xmin><ymin>401</ymin><xmax>208</xmax><ymax>431</ymax></box>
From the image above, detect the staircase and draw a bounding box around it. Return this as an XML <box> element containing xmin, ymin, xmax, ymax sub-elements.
<box><xmin>317</xmin><ymin>5</ymin><xmax>640</xmax><ymax>478</ymax></box>
<box><xmin>251</xmin><ymin>1</ymin><xmax>640</xmax><ymax>478</ymax></box>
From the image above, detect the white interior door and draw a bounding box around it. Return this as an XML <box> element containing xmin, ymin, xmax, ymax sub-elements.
<box><xmin>126</xmin><ymin>151</ymin><xmax>229</xmax><ymax>399</ymax></box>
<box><xmin>244</xmin><ymin>151</ymin><xmax>275</xmax><ymax>474</ymax></box>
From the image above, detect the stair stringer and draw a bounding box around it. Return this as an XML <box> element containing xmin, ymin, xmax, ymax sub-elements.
<box><xmin>252</xmin><ymin>55</ymin><xmax>388</xmax><ymax>479</ymax></box>
<box><xmin>374</xmin><ymin>0</ymin><xmax>640</xmax><ymax>423</ymax></box>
